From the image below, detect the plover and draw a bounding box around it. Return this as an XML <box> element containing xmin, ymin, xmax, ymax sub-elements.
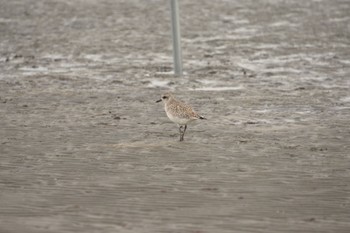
<box><xmin>156</xmin><ymin>93</ymin><xmax>206</xmax><ymax>141</ymax></box>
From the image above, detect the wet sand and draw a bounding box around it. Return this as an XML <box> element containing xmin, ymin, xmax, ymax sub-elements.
<box><xmin>0</xmin><ymin>0</ymin><xmax>350</xmax><ymax>232</ymax></box>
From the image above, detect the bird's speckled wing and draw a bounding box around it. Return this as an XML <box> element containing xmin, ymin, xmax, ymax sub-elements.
<box><xmin>173</xmin><ymin>100</ymin><xmax>201</xmax><ymax>119</ymax></box>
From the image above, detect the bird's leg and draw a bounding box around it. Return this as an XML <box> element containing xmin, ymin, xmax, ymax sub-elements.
<box><xmin>179</xmin><ymin>125</ymin><xmax>184</xmax><ymax>141</ymax></box>
<box><xmin>179</xmin><ymin>125</ymin><xmax>187</xmax><ymax>142</ymax></box>
<box><xmin>183</xmin><ymin>125</ymin><xmax>187</xmax><ymax>140</ymax></box>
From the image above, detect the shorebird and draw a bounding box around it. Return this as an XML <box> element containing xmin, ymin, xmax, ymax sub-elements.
<box><xmin>156</xmin><ymin>93</ymin><xmax>206</xmax><ymax>141</ymax></box>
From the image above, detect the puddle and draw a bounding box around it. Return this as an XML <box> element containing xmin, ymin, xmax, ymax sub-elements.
<box><xmin>191</xmin><ymin>86</ymin><xmax>244</xmax><ymax>91</ymax></box>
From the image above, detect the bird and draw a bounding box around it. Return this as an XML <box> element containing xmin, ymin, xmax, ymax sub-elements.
<box><xmin>156</xmin><ymin>93</ymin><xmax>206</xmax><ymax>141</ymax></box>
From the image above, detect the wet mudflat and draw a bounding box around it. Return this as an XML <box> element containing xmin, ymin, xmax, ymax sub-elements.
<box><xmin>0</xmin><ymin>0</ymin><xmax>350</xmax><ymax>232</ymax></box>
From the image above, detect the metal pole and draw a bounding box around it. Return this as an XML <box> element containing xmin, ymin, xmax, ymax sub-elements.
<box><xmin>170</xmin><ymin>0</ymin><xmax>183</xmax><ymax>76</ymax></box>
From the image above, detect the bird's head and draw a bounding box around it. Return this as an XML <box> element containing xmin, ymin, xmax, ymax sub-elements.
<box><xmin>156</xmin><ymin>93</ymin><xmax>172</xmax><ymax>103</ymax></box>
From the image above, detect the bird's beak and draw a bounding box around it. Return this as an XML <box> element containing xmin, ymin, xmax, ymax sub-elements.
<box><xmin>156</xmin><ymin>99</ymin><xmax>162</xmax><ymax>103</ymax></box>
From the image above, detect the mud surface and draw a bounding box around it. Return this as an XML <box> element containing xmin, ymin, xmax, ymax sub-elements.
<box><xmin>1</xmin><ymin>0</ymin><xmax>350</xmax><ymax>232</ymax></box>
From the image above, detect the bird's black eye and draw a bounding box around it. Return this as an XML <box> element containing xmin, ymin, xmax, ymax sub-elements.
<box><xmin>162</xmin><ymin>96</ymin><xmax>167</xmax><ymax>99</ymax></box>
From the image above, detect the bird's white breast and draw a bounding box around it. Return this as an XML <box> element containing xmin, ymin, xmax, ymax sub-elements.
<box><xmin>166</xmin><ymin>111</ymin><xmax>194</xmax><ymax>125</ymax></box>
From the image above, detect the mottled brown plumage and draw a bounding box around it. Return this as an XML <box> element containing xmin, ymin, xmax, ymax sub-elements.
<box><xmin>156</xmin><ymin>93</ymin><xmax>206</xmax><ymax>141</ymax></box>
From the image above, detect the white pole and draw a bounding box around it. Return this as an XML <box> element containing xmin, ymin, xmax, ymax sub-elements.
<box><xmin>170</xmin><ymin>0</ymin><xmax>183</xmax><ymax>76</ymax></box>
